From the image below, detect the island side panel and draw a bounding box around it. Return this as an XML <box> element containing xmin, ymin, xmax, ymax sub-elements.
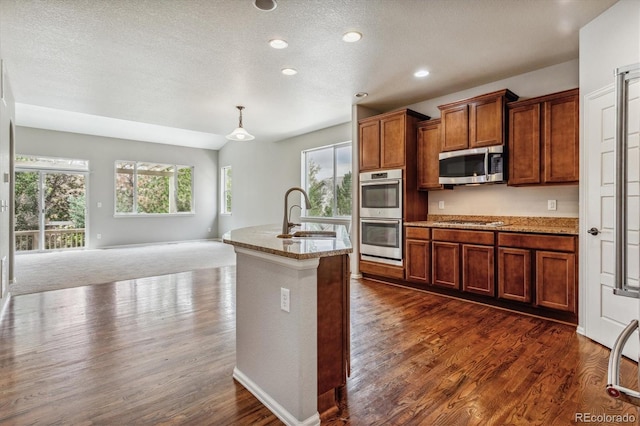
<box><xmin>317</xmin><ymin>254</ymin><xmax>350</xmax><ymax>416</ymax></box>
<box><xmin>234</xmin><ymin>249</ymin><xmax>319</xmax><ymax>422</ymax></box>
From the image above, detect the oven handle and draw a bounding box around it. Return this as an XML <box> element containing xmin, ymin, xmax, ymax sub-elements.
<box><xmin>361</xmin><ymin>218</ymin><xmax>402</xmax><ymax>225</ymax></box>
<box><xmin>606</xmin><ymin>319</ymin><xmax>640</xmax><ymax>406</ymax></box>
<box><xmin>360</xmin><ymin>179</ymin><xmax>402</xmax><ymax>187</ymax></box>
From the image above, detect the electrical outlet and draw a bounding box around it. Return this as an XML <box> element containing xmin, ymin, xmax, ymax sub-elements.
<box><xmin>280</xmin><ymin>287</ymin><xmax>290</xmax><ymax>312</ymax></box>
<box><xmin>547</xmin><ymin>200</ymin><xmax>557</xmax><ymax>211</ymax></box>
<box><xmin>97</xmin><ymin>233</ymin><xmax>102</xmax><ymax>240</ymax></box>
<box><xmin>207</xmin><ymin>227</ymin><xmax>212</xmax><ymax>232</ymax></box>
<box><xmin>438</xmin><ymin>201</ymin><xmax>445</xmax><ymax>210</ymax></box>
<box><xmin>97</xmin><ymin>202</ymin><xmax>102</xmax><ymax>208</ymax></box>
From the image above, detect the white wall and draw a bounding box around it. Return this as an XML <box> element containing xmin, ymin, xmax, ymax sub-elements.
<box><xmin>17</xmin><ymin>127</ymin><xmax>219</xmax><ymax>248</ymax></box>
<box><xmin>217</xmin><ymin>122</ymin><xmax>352</xmax><ymax>236</ymax></box>
<box><xmin>578</xmin><ymin>0</ymin><xmax>639</xmax><ymax>330</ymax></box>
<box><xmin>403</xmin><ymin>59</ymin><xmax>581</xmax><ymax>218</ymax></box>
<box><xmin>0</xmin><ymin>55</ymin><xmax>16</xmax><ymax>300</ymax></box>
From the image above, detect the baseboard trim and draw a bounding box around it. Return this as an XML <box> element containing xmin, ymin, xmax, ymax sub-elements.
<box><xmin>233</xmin><ymin>367</ymin><xmax>320</xmax><ymax>426</ymax></box>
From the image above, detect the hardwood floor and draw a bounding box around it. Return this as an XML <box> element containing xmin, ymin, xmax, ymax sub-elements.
<box><xmin>0</xmin><ymin>267</ymin><xmax>637</xmax><ymax>425</ymax></box>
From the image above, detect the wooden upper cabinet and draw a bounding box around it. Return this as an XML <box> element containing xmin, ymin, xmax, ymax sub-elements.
<box><xmin>544</xmin><ymin>93</ymin><xmax>579</xmax><ymax>183</ymax></box>
<box><xmin>380</xmin><ymin>112</ymin><xmax>407</xmax><ymax>168</ymax></box>
<box><xmin>359</xmin><ymin>120</ymin><xmax>381</xmax><ymax>171</ymax></box>
<box><xmin>417</xmin><ymin>119</ymin><xmax>442</xmax><ymax>190</ymax></box>
<box><xmin>438</xmin><ymin>89</ymin><xmax>518</xmax><ymax>152</ymax></box>
<box><xmin>358</xmin><ymin>109</ymin><xmax>429</xmax><ymax>171</ymax></box>
<box><xmin>508</xmin><ymin>88</ymin><xmax>579</xmax><ymax>186</ymax></box>
<box><xmin>440</xmin><ymin>104</ymin><xmax>468</xmax><ymax>152</ymax></box>
<box><xmin>508</xmin><ymin>103</ymin><xmax>541</xmax><ymax>185</ymax></box>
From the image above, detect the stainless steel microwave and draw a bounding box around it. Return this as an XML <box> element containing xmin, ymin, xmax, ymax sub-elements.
<box><xmin>439</xmin><ymin>145</ymin><xmax>505</xmax><ymax>185</ymax></box>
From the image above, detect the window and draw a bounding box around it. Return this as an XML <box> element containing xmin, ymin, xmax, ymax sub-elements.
<box><xmin>221</xmin><ymin>166</ymin><xmax>232</xmax><ymax>214</ymax></box>
<box><xmin>115</xmin><ymin>161</ymin><xmax>193</xmax><ymax>215</ymax></box>
<box><xmin>302</xmin><ymin>142</ymin><xmax>352</xmax><ymax>218</ymax></box>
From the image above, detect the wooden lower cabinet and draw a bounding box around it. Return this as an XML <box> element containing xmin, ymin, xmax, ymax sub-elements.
<box><xmin>497</xmin><ymin>232</ymin><xmax>577</xmax><ymax>314</ymax></box>
<box><xmin>317</xmin><ymin>255</ymin><xmax>350</xmax><ymax>417</ymax></box>
<box><xmin>535</xmin><ymin>251</ymin><xmax>576</xmax><ymax>312</ymax></box>
<box><xmin>431</xmin><ymin>229</ymin><xmax>495</xmax><ymax>293</ymax></box>
<box><xmin>462</xmin><ymin>244</ymin><xmax>495</xmax><ymax>296</ymax></box>
<box><xmin>402</xmin><ymin>227</ymin><xmax>578</xmax><ymax>320</ymax></box>
<box><xmin>498</xmin><ymin>247</ymin><xmax>532</xmax><ymax>303</ymax></box>
<box><xmin>432</xmin><ymin>241</ymin><xmax>459</xmax><ymax>289</ymax></box>
<box><xmin>406</xmin><ymin>239</ymin><xmax>430</xmax><ymax>284</ymax></box>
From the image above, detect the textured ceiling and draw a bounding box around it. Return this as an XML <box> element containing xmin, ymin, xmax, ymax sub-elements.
<box><xmin>0</xmin><ymin>0</ymin><xmax>617</xmax><ymax>150</ymax></box>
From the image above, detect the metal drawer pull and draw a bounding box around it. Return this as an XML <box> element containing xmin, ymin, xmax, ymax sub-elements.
<box><xmin>606</xmin><ymin>319</ymin><xmax>640</xmax><ymax>406</ymax></box>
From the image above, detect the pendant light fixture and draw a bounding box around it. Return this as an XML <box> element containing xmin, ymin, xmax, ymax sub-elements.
<box><xmin>226</xmin><ymin>106</ymin><xmax>255</xmax><ymax>141</ymax></box>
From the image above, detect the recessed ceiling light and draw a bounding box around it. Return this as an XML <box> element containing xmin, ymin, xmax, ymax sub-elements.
<box><xmin>342</xmin><ymin>31</ymin><xmax>362</xmax><ymax>43</ymax></box>
<box><xmin>281</xmin><ymin>68</ymin><xmax>298</xmax><ymax>76</ymax></box>
<box><xmin>254</xmin><ymin>0</ymin><xmax>277</xmax><ymax>11</ymax></box>
<box><xmin>355</xmin><ymin>92</ymin><xmax>369</xmax><ymax>98</ymax></box>
<box><xmin>414</xmin><ymin>70</ymin><xmax>430</xmax><ymax>78</ymax></box>
<box><xmin>269</xmin><ymin>39</ymin><xmax>288</xmax><ymax>49</ymax></box>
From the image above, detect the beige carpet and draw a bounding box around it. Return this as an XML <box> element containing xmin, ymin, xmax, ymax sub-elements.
<box><xmin>10</xmin><ymin>240</ymin><xmax>237</xmax><ymax>296</ymax></box>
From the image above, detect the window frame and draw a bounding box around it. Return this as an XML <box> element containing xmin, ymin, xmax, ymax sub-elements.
<box><xmin>114</xmin><ymin>160</ymin><xmax>194</xmax><ymax>217</ymax></box>
<box><xmin>220</xmin><ymin>165</ymin><xmax>232</xmax><ymax>215</ymax></box>
<box><xmin>301</xmin><ymin>141</ymin><xmax>352</xmax><ymax>219</ymax></box>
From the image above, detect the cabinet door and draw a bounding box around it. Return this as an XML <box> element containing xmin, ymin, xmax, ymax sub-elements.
<box><xmin>432</xmin><ymin>241</ymin><xmax>459</xmax><ymax>289</ymax></box>
<box><xmin>417</xmin><ymin>121</ymin><xmax>441</xmax><ymax>190</ymax></box>
<box><xmin>380</xmin><ymin>113</ymin><xmax>406</xmax><ymax>168</ymax></box>
<box><xmin>508</xmin><ymin>103</ymin><xmax>541</xmax><ymax>185</ymax></box>
<box><xmin>543</xmin><ymin>94</ymin><xmax>579</xmax><ymax>183</ymax></box>
<box><xmin>359</xmin><ymin>120</ymin><xmax>380</xmax><ymax>171</ymax></box>
<box><xmin>470</xmin><ymin>96</ymin><xmax>503</xmax><ymax>148</ymax></box>
<box><xmin>535</xmin><ymin>251</ymin><xmax>576</xmax><ymax>312</ymax></box>
<box><xmin>498</xmin><ymin>247</ymin><xmax>531</xmax><ymax>303</ymax></box>
<box><xmin>462</xmin><ymin>244</ymin><xmax>495</xmax><ymax>296</ymax></box>
<box><xmin>406</xmin><ymin>239</ymin><xmax>430</xmax><ymax>284</ymax></box>
<box><xmin>440</xmin><ymin>104</ymin><xmax>469</xmax><ymax>152</ymax></box>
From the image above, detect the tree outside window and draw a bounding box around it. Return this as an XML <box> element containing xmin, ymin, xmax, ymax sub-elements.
<box><xmin>115</xmin><ymin>161</ymin><xmax>194</xmax><ymax>215</ymax></box>
<box><xmin>221</xmin><ymin>166</ymin><xmax>232</xmax><ymax>214</ymax></box>
<box><xmin>303</xmin><ymin>142</ymin><xmax>352</xmax><ymax>218</ymax></box>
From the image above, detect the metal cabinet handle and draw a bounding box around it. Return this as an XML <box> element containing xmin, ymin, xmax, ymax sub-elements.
<box><xmin>606</xmin><ymin>319</ymin><xmax>640</xmax><ymax>406</ymax></box>
<box><xmin>588</xmin><ymin>227</ymin><xmax>600</xmax><ymax>236</ymax></box>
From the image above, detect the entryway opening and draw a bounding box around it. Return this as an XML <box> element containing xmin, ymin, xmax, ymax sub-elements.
<box><xmin>14</xmin><ymin>155</ymin><xmax>88</xmax><ymax>252</ymax></box>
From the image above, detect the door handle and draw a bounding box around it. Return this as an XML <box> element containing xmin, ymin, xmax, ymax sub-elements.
<box><xmin>587</xmin><ymin>227</ymin><xmax>600</xmax><ymax>235</ymax></box>
<box><xmin>606</xmin><ymin>319</ymin><xmax>640</xmax><ymax>406</ymax></box>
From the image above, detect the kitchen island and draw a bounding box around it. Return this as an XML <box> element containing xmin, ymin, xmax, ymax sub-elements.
<box><xmin>222</xmin><ymin>223</ymin><xmax>352</xmax><ymax>426</ymax></box>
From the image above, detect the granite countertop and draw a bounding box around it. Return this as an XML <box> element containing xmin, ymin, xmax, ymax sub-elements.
<box><xmin>222</xmin><ymin>223</ymin><xmax>353</xmax><ymax>260</ymax></box>
<box><xmin>405</xmin><ymin>215</ymin><xmax>579</xmax><ymax>235</ymax></box>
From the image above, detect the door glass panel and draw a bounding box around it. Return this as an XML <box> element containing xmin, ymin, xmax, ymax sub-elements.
<box><xmin>44</xmin><ymin>172</ymin><xmax>86</xmax><ymax>250</ymax></box>
<box><xmin>14</xmin><ymin>171</ymin><xmax>40</xmax><ymax>251</ymax></box>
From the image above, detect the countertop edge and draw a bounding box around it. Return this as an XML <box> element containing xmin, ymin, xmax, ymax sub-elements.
<box><xmin>405</xmin><ymin>221</ymin><xmax>579</xmax><ymax>236</ymax></box>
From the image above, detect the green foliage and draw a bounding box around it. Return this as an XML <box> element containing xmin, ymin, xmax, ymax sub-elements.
<box><xmin>116</xmin><ymin>172</ymin><xmax>134</xmax><ymax>213</ymax></box>
<box><xmin>336</xmin><ymin>171</ymin><xmax>352</xmax><ymax>216</ymax></box>
<box><xmin>137</xmin><ymin>174</ymin><xmax>169</xmax><ymax>214</ymax></box>
<box><xmin>15</xmin><ymin>171</ymin><xmax>38</xmax><ymax>231</ymax></box>
<box><xmin>177</xmin><ymin>167</ymin><xmax>193</xmax><ymax>212</ymax></box>
<box><xmin>44</xmin><ymin>173</ymin><xmax>85</xmax><ymax>223</ymax></box>
<box><xmin>68</xmin><ymin>194</ymin><xmax>86</xmax><ymax>228</ymax></box>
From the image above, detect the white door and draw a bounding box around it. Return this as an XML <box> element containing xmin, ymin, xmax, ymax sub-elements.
<box><xmin>584</xmin><ymin>78</ymin><xmax>640</xmax><ymax>359</ymax></box>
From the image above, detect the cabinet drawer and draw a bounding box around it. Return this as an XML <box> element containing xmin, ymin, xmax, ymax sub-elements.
<box><xmin>359</xmin><ymin>259</ymin><xmax>404</xmax><ymax>280</ymax></box>
<box><xmin>498</xmin><ymin>233</ymin><xmax>575</xmax><ymax>252</ymax></box>
<box><xmin>432</xmin><ymin>229</ymin><xmax>495</xmax><ymax>245</ymax></box>
<box><xmin>406</xmin><ymin>227</ymin><xmax>430</xmax><ymax>240</ymax></box>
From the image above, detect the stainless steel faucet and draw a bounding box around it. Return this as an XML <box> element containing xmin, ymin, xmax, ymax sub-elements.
<box><xmin>281</xmin><ymin>187</ymin><xmax>311</xmax><ymax>236</ymax></box>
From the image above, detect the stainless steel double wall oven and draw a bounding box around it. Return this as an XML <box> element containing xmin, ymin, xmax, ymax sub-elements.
<box><xmin>359</xmin><ymin>169</ymin><xmax>403</xmax><ymax>265</ymax></box>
